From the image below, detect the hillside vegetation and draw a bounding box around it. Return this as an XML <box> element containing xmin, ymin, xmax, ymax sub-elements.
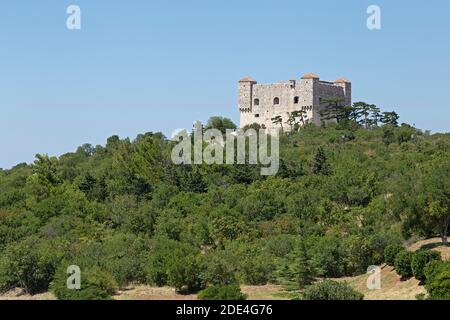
<box><xmin>0</xmin><ymin>110</ymin><xmax>449</xmax><ymax>300</ymax></box>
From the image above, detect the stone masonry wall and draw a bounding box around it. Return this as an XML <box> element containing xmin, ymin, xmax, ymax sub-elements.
<box><xmin>239</xmin><ymin>75</ymin><xmax>351</xmax><ymax>129</ymax></box>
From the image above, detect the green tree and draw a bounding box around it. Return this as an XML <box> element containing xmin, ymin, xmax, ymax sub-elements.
<box><xmin>0</xmin><ymin>237</ymin><xmax>62</xmax><ymax>294</ymax></box>
<box><xmin>394</xmin><ymin>251</ymin><xmax>413</xmax><ymax>279</ymax></box>
<box><xmin>204</xmin><ymin>117</ymin><xmax>237</xmax><ymax>134</ymax></box>
<box><xmin>424</xmin><ymin>261</ymin><xmax>450</xmax><ymax>300</ymax></box>
<box><xmin>271</xmin><ymin>116</ymin><xmax>283</xmax><ymax>132</ymax></box>
<box><xmin>411</xmin><ymin>250</ymin><xmax>441</xmax><ymax>283</ymax></box>
<box><xmin>380</xmin><ymin>111</ymin><xmax>400</xmax><ymax>126</ymax></box>
<box><xmin>402</xmin><ymin>157</ymin><xmax>450</xmax><ymax>243</ymax></box>
<box><xmin>384</xmin><ymin>244</ymin><xmax>404</xmax><ymax>266</ymax></box>
<box><xmin>296</xmin><ymin>237</ymin><xmax>314</xmax><ymax>289</ymax></box>
<box><xmin>311</xmin><ymin>147</ymin><xmax>331</xmax><ymax>175</ymax></box>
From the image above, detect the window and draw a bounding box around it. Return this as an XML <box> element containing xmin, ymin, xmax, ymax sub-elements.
<box><xmin>274</xmin><ymin>97</ymin><xmax>280</xmax><ymax>105</ymax></box>
<box><xmin>255</xmin><ymin>114</ymin><xmax>260</xmax><ymax>118</ymax></box>
<box><xmin>294</xmin><ymin>96</ymin><xmax>299</xmax><ymax>104</ymax></box>
<box><xmin>254</xmin><ymin>98</ymin><xmax>260</xmax><ymax>106</ymax></box>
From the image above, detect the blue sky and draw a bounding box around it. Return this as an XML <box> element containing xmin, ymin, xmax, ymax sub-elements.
<box><xmin>0</xmin><ymin>0</ymin><xmax>449</xmax><ymax>168</ymax></box>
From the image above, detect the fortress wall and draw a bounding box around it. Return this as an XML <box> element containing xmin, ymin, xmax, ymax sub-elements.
<box><xmin>313</xmin><ymin>82</ymin><xmax>346</xmax><ymax>124</ymax></box>
<box><xmin>252</xmin><ymin>83</ymin><xmax>292</xmax><ymax>128</ymax></box>
<box><xmin>239</xmin><ymin>75</ymin><xmax>351</xmax><ymax>129</ymax></box>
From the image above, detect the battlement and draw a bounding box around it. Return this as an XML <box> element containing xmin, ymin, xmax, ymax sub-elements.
<box><xmin>238</xmin><ymin>73</ymin><xmax>351</xmax><ymax>129</ymax></box>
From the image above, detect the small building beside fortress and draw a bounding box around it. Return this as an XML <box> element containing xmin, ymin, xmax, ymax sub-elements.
<box><xmin>238</xmin><ymin>73</ymin><xmax>351</xmax><ymax>129</ymax></box>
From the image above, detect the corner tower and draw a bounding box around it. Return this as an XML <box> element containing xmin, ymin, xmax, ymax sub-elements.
<box><xmin>238</xmin><ymin>76</ymin><xmax>257</xmax><ymax>128</ymax></box>
<box><xmin>334</xmin><ymin>78</ymin><xmax>352</xmax><ymax>106</ymax></box>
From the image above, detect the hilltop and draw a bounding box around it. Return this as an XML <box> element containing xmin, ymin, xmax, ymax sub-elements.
<box><xmin>0</xmin><ymin>117</ymin><xmax>449</xmax><ymax>300</ymax></box>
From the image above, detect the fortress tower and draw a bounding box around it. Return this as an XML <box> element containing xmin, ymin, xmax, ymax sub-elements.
<box><xmin>238</xmin><ymin>73</ymin><xmax>351</xmax><ymax>129</ymax></box>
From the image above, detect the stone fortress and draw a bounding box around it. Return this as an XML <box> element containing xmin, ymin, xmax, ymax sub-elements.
<box><xmin>238</xmin><ymin>73</ymin><xmax>351</xmax><ymax>129</ymax></box>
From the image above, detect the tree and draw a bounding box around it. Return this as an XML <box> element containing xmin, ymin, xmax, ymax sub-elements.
<box><xmin>422</xmin><ymin>158</ymin><xmax>450</xmax><ymax>243</ymax></box>
<box><xmin>318</xmin><ymin>97</ymin><xmax>347</xmax><ymax>123</ymax></box>
<box><xmin>402</xmin><ymin>157</ymin><xmax>450</xmax><ymax>243</ymax></box>
<box><xmin>425</xmin><ymin>261</ymin><xmax>450</xmax><ymax>300</ymax></box>
<box><xmin>411</xmin><ymin>250</ymin><xmax>441</xmax><ymax>283</ymax></box>
<box><xmin>204</xmin><ymin>117</ymin><xmax>237</xmax><ymax>134</ymax></box>
<box><xmin>291</xmin><ymin>110</ymin><xmax>308</xmax><ymax>127</ymax></box>
<box><xmin>271</xmin><ymin>116</ymin><xmax>283</xmax><ymax>132</ymax></box>
<box><xmin>242</xmin><ymin>123</ymin><xmax>263</xmax><ymax>132</ymax></box>
<box><xmin>382</xmin><ymin>125</ymin><xmax>396</xmax><ymax>145</ymax></box>
<box><xmin>200</xmin><ymin>250</ymin><xmax>238</xmax><ymax>286</ymax></box>
<box><xmin>296</xmin><ymin>237</ymin><xmax>314</xmax><ymax>289</ymax></box>
<box><xmin>367</xmin><ymin>105</ymin><xmax>381</xmax><ymax>128</ymax></box>
<box><xmin>0</xmin><ymin>237</ymin><xmax>62</xmax><ymax>294</ymax></box>
<box><xmin>384</xmin><ymin>244</ymin><xmax>404</xmax><ymax>266</ymax></box>
<box><xmin>353</xmin><ymin>102</ymin><xmax>380</xmax><ymax>129</ymax></box>
<box><xmin>285</xmin><ymin>113</ymin><xmax>297</xmax><ymax>132</ymax></box>
<box><xmin>394</xmin><ymin>251</ymin><xmax>413</xmax><ymax>279</ymax></box>
<box><xmin>380</xmin><ymin>111</ymin><xmax>400</xmax><ymax>126</ymax></box>
<box><xmin>311</xmin><ymin>147</ymin><xmax>331</xmax><ymax>175</ymax></box>
<box><xmin>167</xmin><ymin>254</ymin><xmax>204</xmax><ymax>293</ymax></box>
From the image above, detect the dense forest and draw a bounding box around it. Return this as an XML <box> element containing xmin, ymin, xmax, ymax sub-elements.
<box><xmin>0</xmin><ymin>104</ymin><xmax>449</xmax><ymax>300</ymax></box>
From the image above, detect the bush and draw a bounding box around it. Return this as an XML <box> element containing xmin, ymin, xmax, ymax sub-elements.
<box><xmin>425</xmin><ymin>261</ymin><xmax>450</xmax><ymax>300</ymax></box>
<box><xmin>200</xmin><ymin>250</ymin><xmax>238</xmax><ymax>286</ymax></box>
<box><xmin>145</xmin><ymin>239</ymin><xmax>201</xmax><ymax>292</ymax></box>
<box><xmin>384</xmin><ymin>244</ymin><xmax>404</xmax><ymax>266</ymax></box>
<box><xmin>302</xmin><ymin>280</ymin><xmax>364</xmax><ymax>300</ymax></box>
<box><xmin>50</xmin><ymin>264</ymin><xmax>117</xmax><ymax>300</ymax></box>
<box><xmin>309</xmin><ymin>235</ymin><xmax>347</xmax><ymax>278</ymax></box>
<box><xmin>198</xmin><ymin>284</ymin><xmax>247</xmax><ymax>300</ymax></box>
<box><xmin>238</xmin><ymin>251</ymin><xmax>275</xmax><ymax>286</ymax></box>
<box><xmin>394</xmin><ymin>250</ymin><xmax>413</xmax><ymax>279</ymax></box>
<box><xmin>0</xmin><ymin>237</ymin><xmax>61</xmax><ymax>294</ymax></box>
<box><xmin>411</xmin><ymin>250</ymin><xmax>441</xmax><ymax>283</ymax></box>
<box><xmin>102</xmin><ymin>233</ymin><xmax>149</xmax><ymax>288</ymax></box>
<box><xmin>167</xmin><ymin>254</ymin><xmax>204</xmax><ymax>293</ymax></box>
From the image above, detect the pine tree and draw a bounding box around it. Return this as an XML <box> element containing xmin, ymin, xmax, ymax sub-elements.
<box><xmin>311</xmin><ymin>147</ymin><xmax>331</xmax><ymax>175</ymax></box>
<box><xmin>297</xmin><ymin>237</ymin><xmax>314</xmax><ymax>289</ymax></box>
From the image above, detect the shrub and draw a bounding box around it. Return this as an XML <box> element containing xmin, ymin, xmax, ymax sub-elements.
<box><xmin>102</xmin><ymin>233</ymin><xmax>149</xmax><ymax>288</ymax></box>
<box><xmin>309</xmin><ymin>235</ymin><xmax>347</xmax><ymax>277</ymax></box>
<box><xmin>384</xmin><ymin>244</ymin><xmax>404</xmax><ymax>266</ymax></box>
<box><xmin>167</xmin><ymin>254</ymin><xmax>204</xmax><ymax>293</ymax></box>
<box><xmin>50</xmin><ymin>264</ymin><xmax>117</xmax><ymax>300</ymax></box>
<box><xmin>145</xmin><ymin>239</ymin><xmax>201</xmax><ymax>291</ymax></box>
<box><xmin>198</xmin><ymin>284</ymin><xmax>247</xmax><ymax>300</ymax></box>
<box><xmin>0</xmin><ymin>237</ymin><xmax>61</xmax><ymax>294</ymax></box>
<box><xmin>394</xmin><ymin>250</ymin><xmax>413</xmax><ymax>279</ymax></box>
<box><xmin>302</xmin><ymin>280</ymin><xmax>364</xmax><ymax>300</ymax></box>
<box><xmin>411</xmin><ymin>250</ymin><xmax>441</xmax><ymax>283</ymax></box>
<box><xmin>200</xmin><ymin>250</ymin><xmax>238</xmax><ymax>286</ymax></box>
<box><xmin>425</xmin><ymin>261</ymin><xmax>450</xmax><ymax>300</ymax></box>
<box><xmin>238</xmin><ymin>251</ymin><xmax>275</xmax><ymax>286</ymax></box>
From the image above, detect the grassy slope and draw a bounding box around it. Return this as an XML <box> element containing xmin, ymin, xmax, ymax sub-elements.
<box><xmin>339</xmin><ymin>238</ymin><xmax>450</xmax><ymax>300</ymax></box>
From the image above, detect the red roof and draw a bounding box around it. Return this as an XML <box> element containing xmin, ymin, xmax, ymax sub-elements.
<box><xmin>301</xmin><ymin>73</ymin><xmax>320</xmax><ymax>79</ymax></box>
<box><xmin>239</xmin><ymin>76</ymin><xmax>257</xmax><ymax>83</ymax></box>
<box><xmin>334</xmin><ymin>77</ymin><xmax>350</xmax><ymax>83</ymax></box>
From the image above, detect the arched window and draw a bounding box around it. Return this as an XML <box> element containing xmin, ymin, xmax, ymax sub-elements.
<box><xmin>254</xmin><ymin>98</ymin><xmax>260</xmax><ymax>106</ymax></box>
<box><xmin>273</xmin><ymin>97</ymin><xmax>280</xmax><ymax>105</ymax></box>
<box><xmin>294</xmin><ymin>96</ymin><xmax>299</xmax><ymax>104</ymax></box>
